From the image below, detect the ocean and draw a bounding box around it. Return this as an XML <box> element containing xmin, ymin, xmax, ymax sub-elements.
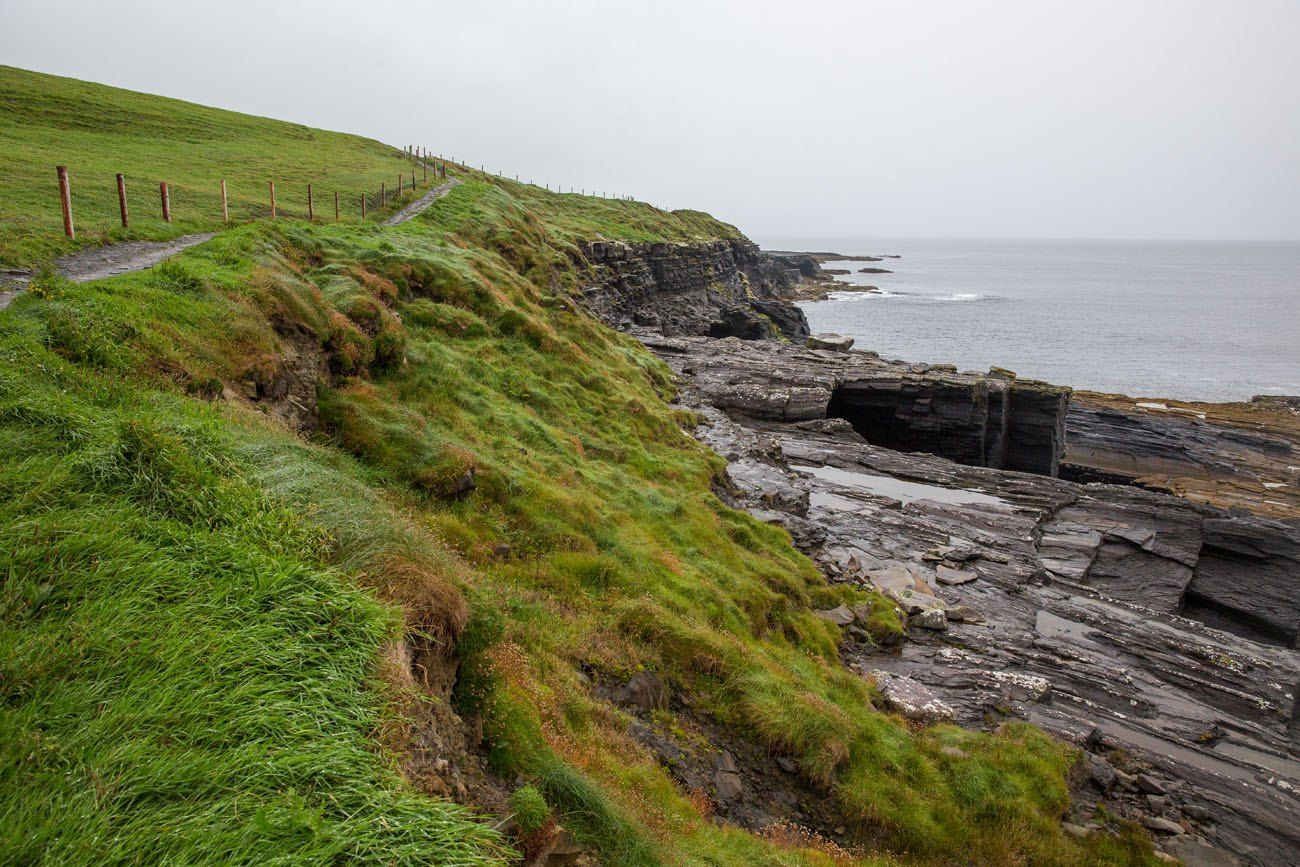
<box><xmin>756</xmin><ymin>237</ymin><xmax>1300</xmax><ymax>402</ymax></box>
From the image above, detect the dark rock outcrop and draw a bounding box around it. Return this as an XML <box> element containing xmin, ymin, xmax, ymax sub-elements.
<box><xmin>645</xmin><ymin>335</ymin><xmax>1070</xmax><ymax>477</ymax></box>
<box><xmin>579</xmin><ymin>239</ymin><xmax>809</xmax><ymax>341</ymax></box>
<box><xmin>651</xmin><ymin>334</ymin><xmax>1300</xmax><ymax>866</ymax></box>
<box><xmin>766</xmin><ymin>252</ymin><xmax>821</xmax><ymax>279</ymax></box>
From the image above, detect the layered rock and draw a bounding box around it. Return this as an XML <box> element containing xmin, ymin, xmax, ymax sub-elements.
<box><xmin>654</xmin><ymin>335</ymin><xmax>1300</xmax><ymax>866</ymax></box>
<box><xmin>1065</xmin><ymin>393</ymin><xmax>1300</xmax><ymax>519</ymax></box>
<box><xmin>645</xmin><ymin>334</ymin><xmax>1070</xmax><ymax>477</ymax></box>
<box><xmin>579</xmin><ymin>238</ymin><xmax>809</xmax><ymax>341</ymax></box>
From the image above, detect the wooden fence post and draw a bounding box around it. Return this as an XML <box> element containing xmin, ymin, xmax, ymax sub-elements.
<box><xmin>423</xmin><ymin>152</ymin><xmax>427</xmax><ymax>182</ymax></box>
<box><xmin>361</xmin><ymin>192</ymin><xmax>367</xmax><ymax>218</ymax></box>
<box><xmin>220</xmin><ymin>179</ymin><xmax>228</xmax><ymax>222</ymax></box>
<box><xmin>116</xmin><ymin>173</ymin><xmax>128</xmax><ymax>228</ymax></box>
<box><xmin>334</xmin><ymin>190</ymin><xmax>340</xmax><ymax>221</ymax></box>
<box><xmin>160</xmin><ymin>181</ymin><xmax>172</xmax><ymax>223</ymax></box>
<box><xmin>269</xmin><ymin>181</ymin><xmax>277</xmax><ymax>218</ymax></box>
<box><xmin>380</xmin><ymin>182</ymin><xmax>386</xmax><ymax>208</ymax></box>
<box><xmin>307</xmin><ymin>183</ymin><xmax>314</xmax><ymax>220</ymax></box>
<box><xmin>411</xmin><ymin>168</ymin><xmax>415</xmax><ymax>190</ymax></box>
<box><xmin>56</xmin><ymin>166</ymin><xmax>74</xmax><ymax>238</ymax></box>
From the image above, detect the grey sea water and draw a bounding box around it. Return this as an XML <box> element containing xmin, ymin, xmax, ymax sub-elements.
<box><xmin>757</xmin><ymin>237</ymin><xmax>1300</xmax><ymax>402</ymax></box>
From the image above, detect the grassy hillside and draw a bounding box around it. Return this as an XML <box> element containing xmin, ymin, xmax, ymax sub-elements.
<box><xmin>0</xmin><ymin>65</ymin><xmax>433</xmax><ymax>268</ymax></box>
<box><xmin>0</xmin><ymin>66</ymin><xmax>744</xmax><ymax>269</ymax></box>
<box><xmin>0</xmin><ymin>70</ymin><xmax>1159</xmax><ymax>865</ymax></box>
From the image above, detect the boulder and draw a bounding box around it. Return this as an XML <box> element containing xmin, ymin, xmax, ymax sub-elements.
<box><xmin>910</xmin><ymin>608</ymin><xmax>949</xmax><ymax>630</ymax></box>
<box><xmin>1144</xmin><ymin>816</ymin><xmax>1185</xmax><ymax>835</ymax></box>
<box><xmin>713</xmin><ymin>770</ymin><xmax>744</xmax><ymax>801</ymax></box>
<box><xmin>807</xmin><ymin>333</ymin><xmax>855</xmax><ymax>352</ymax></box>
<box><xmin>1136</xmin><ymin>773</ymin><xmax>1168</xmax><ymax>795</ymax></box>
<box><xmin>894</xmin><ymin>590</ymin><xmax>946</xmax><ymax>616</ymax></box>
<box><xmin>865</xmin><ymin>563</ymin><xmax>932</xmax><ymax>596</ymax></box>
<box><xmin>870</xmin><ymin>670</ymin><xmax>955</xmax><ymax>723</ymax></box>
<box><xmin>946</xmin><ymin>605</ymin><xmax>986</xmax><ymax>624</ymax></box>
<box><xmin>814</xmin><ymin>604</ymin><xmax>856</xmax><ymax>626</ymax></box>
<box><xmin>542</xmin><ymin>827</ymin><xmax>583</xmax><ymax>865</ymax></box>
<box><xmin>1086</xmin><ymin>754</ymin><xmax>1117</xmax><ymax>791</ymax></box>
<box><xmin>614</xmin><ymin>672</ymin><xmax>667</xmax><ymax>713</ymax></box>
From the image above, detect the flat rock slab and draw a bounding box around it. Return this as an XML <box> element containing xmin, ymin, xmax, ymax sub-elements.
<box><xmin>1162</xmin><ymin>837</ymin><xmax>1242</xmax><ymax>866</ymax></box>
<box><xmin>868</xmin><ymin>670</ymin><xmax>954</xmax><ymax>723</ymax></box>
<box><xmin>935</xmin><ymin>565</ymin><xmax>978</xmax><ymax>585</ymax></box>
<box><xmin>807</xmin><ymin>332</ymin><xmax>854</xmax><ymax>352</ymax></box>
<box><xmin>813</xmin><ymin>604</ymin><xmax>855</xmax><ymax>626</ymax></box>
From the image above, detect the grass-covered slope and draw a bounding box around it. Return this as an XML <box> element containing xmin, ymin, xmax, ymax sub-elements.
<box><xmin>0</xmin><ymin>65</ymin><xmax>430</xmax><ymax>268</ymax></box>
<box><xmin>0</xmin><ymin>360</ymin><xmax>509</xmax><ymax>864</ymax></box>
<box><xmin>0</xmin><ymin>70</ymin><xmax>1159</xmax><ymax>865</ymax></box>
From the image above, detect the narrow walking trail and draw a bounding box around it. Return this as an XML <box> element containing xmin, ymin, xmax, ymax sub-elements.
<box><xmin>382</xmin><ymin>178</ymin><xmax>462</xmax><ymax>226</ymax></box>
<box><xmin>0</xmin><ymin>233</ymin><xmax>215</xmax><ymax>309</ymax></box>
<box><xmin>1</xmin><ymin>175</ymin><xmax>464</xmax><ymax>311</ymax></box>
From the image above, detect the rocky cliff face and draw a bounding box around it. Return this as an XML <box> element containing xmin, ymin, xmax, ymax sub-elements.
<box><xmin>644</xmin><ymin>334</ymin><xmax>1070</xmax><ymax>477</ymax></box>
<box><xmin>579</xmin><ymin>238</ymin><xmax>810</xmax><ymax>341</ymax></box>
<box><xmin>647</xmin><ymin>333</ymin><xmax>1300</xmax><ymax>866</ymax></box>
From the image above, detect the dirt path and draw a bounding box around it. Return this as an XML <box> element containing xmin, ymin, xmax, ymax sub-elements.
<box><xmin>382</xmin><ymin>179</ymin><xmax>462</xmax><ymax>226</ymax></box>
<box><xmin>1</xmin><ymin>178</ymin><xmax>463</xmax><ymax>312</ymax></box>
<box><xmin>0</xmin><ymin>233</ymin><xmax>215</xmax><ymax>310</ymax></box>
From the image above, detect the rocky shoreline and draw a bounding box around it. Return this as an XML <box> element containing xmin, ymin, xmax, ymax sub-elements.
<box><xmin>579</xmin><ymin>239</ymin><xmax>1300</xmax><ymax>865</ymax></box>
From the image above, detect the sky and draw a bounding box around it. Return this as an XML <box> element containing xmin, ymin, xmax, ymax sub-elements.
<box><xmin>3</xmin><ymin>0</ymin><xmax>1299</xmax><ymax>241</ymax></box>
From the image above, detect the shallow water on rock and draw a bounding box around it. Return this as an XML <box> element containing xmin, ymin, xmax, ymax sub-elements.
<box><xmin>1034</xmin><ymin>609</ymin><xmax>1098</xmax><ymax>644</ymax></box>
<box><xmin>793</xmin><ymin>463</ymin><xmax>1010</xmax><ymax>508</ymax></box>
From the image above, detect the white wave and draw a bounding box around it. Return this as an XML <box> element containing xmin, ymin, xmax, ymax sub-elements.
<box><xmin>937</xmin><ymin>292</ymin><xmax>982</xmax><ymax>301</ymax></box>
<box><xmin>826</xmin><ymin>288</ymin><xmax>907</xmax><ymax>300</ymax></box>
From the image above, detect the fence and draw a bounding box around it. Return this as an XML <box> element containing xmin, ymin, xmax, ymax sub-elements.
<box><xmin>50</xmin><ymin>146</ymin><xmax>452</xmax><ymax>239</ymax></box>
<box><xmin>51</xmin><ymin>145</ymin><xmax>639</xmax><ymax>240</ymax></box>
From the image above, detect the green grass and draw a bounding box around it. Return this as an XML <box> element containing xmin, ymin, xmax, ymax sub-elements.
<box><xmin>0</xmin><ymin>334</ymin><xmax>509</xmax><ymax>865</ymax></box>
<box><xmin>0</xmin><ymin>65</ymin><xmax>438</xmax><ymax>268</ymax></box>
<box><xmin>0</xmin><ymin>68</ymin><xmax>1162</xmax><ymax>866</ymax></box>
<box><xmin>0</xmin><ymin>66</ymin><xmax>741</xmax><ymax>269</ymax></box>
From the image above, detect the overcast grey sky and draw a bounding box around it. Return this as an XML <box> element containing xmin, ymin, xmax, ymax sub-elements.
<box><xmin>4</xmin><ymin>0</ymin><xmax>1299</xmax><ymax>240</ymax></box>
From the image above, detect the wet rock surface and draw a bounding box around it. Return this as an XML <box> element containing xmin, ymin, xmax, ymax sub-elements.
<box><xmin>653</xmin><ymin>335</ymin><xmax>1300</xmax><ymax>866</ymax></box>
